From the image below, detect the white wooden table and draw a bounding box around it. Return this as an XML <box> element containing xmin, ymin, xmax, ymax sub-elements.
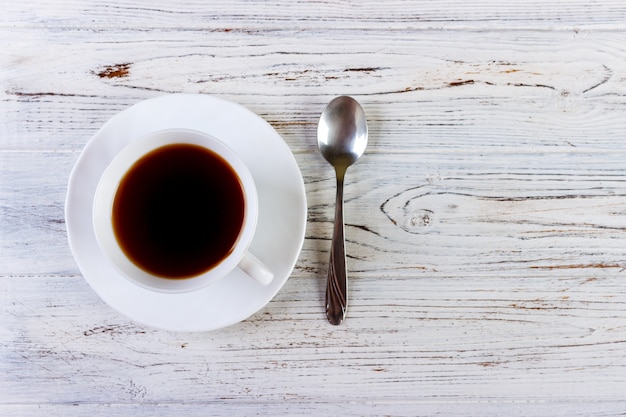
<box><xmin>2</xmin><ymin>1</ymin><xmax>626</xmax><ymax>415</ymax></box>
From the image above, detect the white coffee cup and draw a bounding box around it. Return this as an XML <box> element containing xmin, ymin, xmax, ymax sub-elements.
<box><xmin>93</xmin><ymin>128</ymin><xmax>273</xmax><ymax>293</ymax></box>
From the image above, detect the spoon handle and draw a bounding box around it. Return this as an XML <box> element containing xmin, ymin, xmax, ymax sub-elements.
<box><xmin>326</xmin><ymin>174</ymin><xmax>347</xmax><ymax>325</ymax></box>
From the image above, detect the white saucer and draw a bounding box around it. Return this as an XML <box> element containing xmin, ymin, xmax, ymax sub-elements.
<box><xmin>65</xmin><ymin>94</ymin><xmax>307</xmax><ymax>332</ymax></box>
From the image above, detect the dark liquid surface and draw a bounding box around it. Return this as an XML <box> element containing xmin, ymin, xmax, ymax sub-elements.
<box><xmin>112</xmin><ymin>144</ymin><xmax>245</xmax><ymax>279</ymax></box>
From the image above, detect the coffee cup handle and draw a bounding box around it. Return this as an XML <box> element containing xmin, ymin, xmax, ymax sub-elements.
<box><xmin>238</xmin><ymin>252</ymin><xmax>273</xmax><ymax>285</ymax></box>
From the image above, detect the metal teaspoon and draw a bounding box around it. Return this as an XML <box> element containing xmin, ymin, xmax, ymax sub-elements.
<box><xmin>317</xmin><ymin>96</ymin><xmax>368</xmax><ymax>325</ymax></box>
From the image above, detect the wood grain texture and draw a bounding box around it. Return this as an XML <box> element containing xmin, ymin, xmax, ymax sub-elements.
<box><xmin>3</xmin><ymin>28</ymin><xmax>626</xmax><ymax>153</ymax></box>
<box><xmin>3</xmin><ymin>0</ymin><xmax>626</xmax><ymax>30</ymax></box>
<box><xmin>2</xmin><ymin>0</ymin><xmax>626</xmax><ymax>415</ymax></box>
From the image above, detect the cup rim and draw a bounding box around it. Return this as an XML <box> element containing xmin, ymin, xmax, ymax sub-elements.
<box><xmin>92</xmin><ymin>128</ymin><xmax>259</xmax><ymax>294</ymax></box>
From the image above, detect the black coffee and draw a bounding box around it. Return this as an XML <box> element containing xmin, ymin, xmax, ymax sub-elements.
<box><xmin>112</xmin><ymin>143</ymin><xmax>245</xmax><ymax>279</ymax></box>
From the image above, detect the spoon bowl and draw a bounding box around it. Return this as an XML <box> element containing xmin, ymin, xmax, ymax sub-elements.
<box><xmin>318</xmin><ymin>96</ymin><xmax>368</xmax><ymax>173</ymax></box>
<box><xmin>317</xmin><ymin>96</ymin><xmax>368</xmax><ymax>325</ymax></box>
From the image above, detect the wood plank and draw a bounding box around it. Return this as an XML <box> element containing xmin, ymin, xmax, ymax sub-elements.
<box><xmin>1</xmin><ymin>274</ymin><xmax>625</xmax><ymax>404</ymax></box>
<box><xmin>1</xmin><ymin>401</ymin><xmax>626</xmax><ymax>417</ymax></box>
<box><xmin>3</xmin><ymin>28</ymin><xmax>626</xmax><ymax>152</ymax></box>
<box><xmin>4</xmin><ymin>150</ymin><xmax>626</xmax><ymax>276</ymax></box>
<box><xmin>3</xmin><ymin>0</ymin><xmax>626</xmax><ymax>30</ymax></box>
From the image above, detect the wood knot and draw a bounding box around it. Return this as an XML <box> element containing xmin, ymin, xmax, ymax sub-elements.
<box><xmin>381</xmin><ymin>187</ymin><xmax>437</xmax><ymax>234</ymax></box>
<box><xmin>403</xmin><ymin>209</ymin><xmax>435</xmax><ymax>233</ymax></box>
<box><xmin>96</xmin><ymin>63</ymin><xmax>131</xmax><ymax>79</ymax></box>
